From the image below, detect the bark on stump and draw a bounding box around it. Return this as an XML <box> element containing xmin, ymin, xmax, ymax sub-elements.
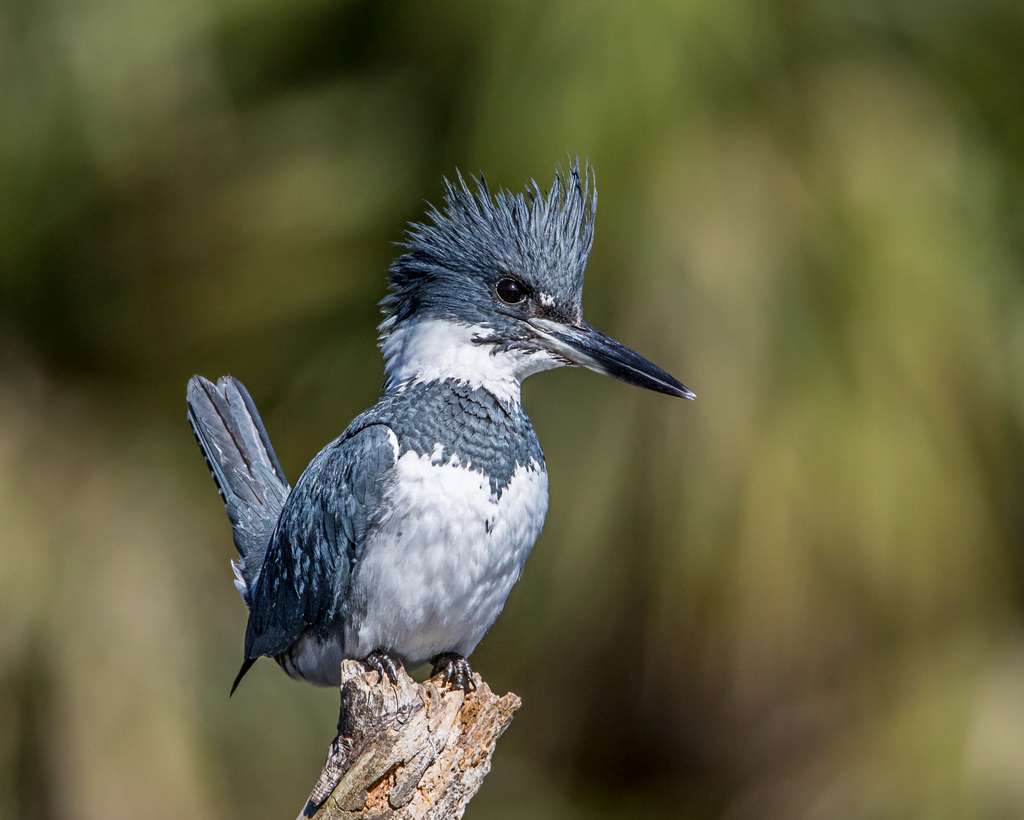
<box><xmin>300</xmin><ymin>660</ymin><xmax>521</xmax><ymax>820</ymax></box>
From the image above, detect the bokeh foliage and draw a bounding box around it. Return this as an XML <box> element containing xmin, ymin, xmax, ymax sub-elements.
<box><xmin>3</xmin><ymin>1</ymin><xmax>1024</xmax><ymax>818</ymax></box>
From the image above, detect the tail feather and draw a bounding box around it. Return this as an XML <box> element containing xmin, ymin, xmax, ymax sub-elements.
<box><xmin>187</xmin><ymin>375</ymin><xmax>290</xmax><ymax>607</ymax></box>
<box><xmin>230</xmin><ymin>657</ymin><xmax>257</xmax><ymax>697</ymax></box>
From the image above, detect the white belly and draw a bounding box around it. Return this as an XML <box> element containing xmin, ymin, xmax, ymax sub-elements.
<box><xmin>345</xmin><ymin>449</ymin><xmax>548</xmax><ymax>664</ymax></box>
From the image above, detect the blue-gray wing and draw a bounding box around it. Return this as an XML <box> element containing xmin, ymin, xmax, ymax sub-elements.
<box><xmin>243</xmin><ymin>423</ymin><xmax>396</xmax><ymax>661</ymax></box>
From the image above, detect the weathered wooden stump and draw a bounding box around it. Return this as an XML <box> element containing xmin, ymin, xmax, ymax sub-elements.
<box><xmin>300</xmin><ymin>660</ymin><xmax>521</xmax><ymax>820</ymax></box>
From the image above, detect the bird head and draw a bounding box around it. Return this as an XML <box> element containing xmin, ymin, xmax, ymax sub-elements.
<box><xmin>380</xmin><ymin>161</ymin><xmax>694</xmax><ymax>402</ymax></box>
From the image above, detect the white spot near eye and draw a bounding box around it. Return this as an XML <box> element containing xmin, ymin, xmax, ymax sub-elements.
<box><xmin>539</xmin><ymin>293</ymin><xmax>556</xmax><ymax>308</ymax></box>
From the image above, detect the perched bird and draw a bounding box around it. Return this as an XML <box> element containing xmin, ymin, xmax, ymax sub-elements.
<box><xmin>187</xmin><ymin>161</ymin><xmax>693</xmax><ymax>694</ymax></box>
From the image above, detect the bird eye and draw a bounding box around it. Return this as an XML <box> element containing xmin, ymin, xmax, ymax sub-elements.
<box><xmin>496</xmin><ymin>278</ymin><xmax>527</xmax><ymax>305</ymax></box>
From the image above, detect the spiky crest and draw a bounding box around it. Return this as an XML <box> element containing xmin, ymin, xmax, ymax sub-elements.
<box><xmin>380</xmin><ymin>160</ymin><xmax>597</xmax><ymax>337</ymax></box>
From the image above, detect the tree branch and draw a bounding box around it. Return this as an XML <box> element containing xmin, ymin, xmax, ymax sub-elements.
<box><xmin>300</xmin><ymin>660</ymin><xmax>521</xmax><ymax>820</ymax></box>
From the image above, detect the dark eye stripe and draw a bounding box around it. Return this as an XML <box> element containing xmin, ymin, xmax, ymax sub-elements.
<box><xmin>496</xmin><ymin>278</ymin><xmax>527</xmax><ymax>304</ymax></box>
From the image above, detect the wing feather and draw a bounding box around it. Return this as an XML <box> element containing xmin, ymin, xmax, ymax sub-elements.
<box><xmin>242</xmin><ymin>424</ymin><xmax>397</xmax><ymax>661</ymax></box>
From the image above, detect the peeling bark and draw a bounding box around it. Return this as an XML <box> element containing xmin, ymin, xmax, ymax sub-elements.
<box><xmin>300</xmin><ymin>660</ymin><xmax>521</xmax><ymax>820</ymax></box>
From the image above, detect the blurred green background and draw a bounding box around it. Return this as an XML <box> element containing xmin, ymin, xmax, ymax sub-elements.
<box><xmin>3</xmin><ymin>1</ymin><xmax>1024</xmax><ymax>818</ymax></box>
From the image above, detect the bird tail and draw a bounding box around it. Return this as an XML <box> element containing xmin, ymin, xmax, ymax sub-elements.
<box><xmin>187</xmin><ymin>375</ymin><xmax>290</xmax><ymax>608</ymax></box>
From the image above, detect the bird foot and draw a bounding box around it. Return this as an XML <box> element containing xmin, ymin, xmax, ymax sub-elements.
<box><xmin>362</xmin><ymin>650</ymin><xmax>403</xmax><ymax>685</ymax></box>
<box><xmin>430</xmin><ymin>652</ymin><xmax>476</xmax><ymax>692</ymax></box>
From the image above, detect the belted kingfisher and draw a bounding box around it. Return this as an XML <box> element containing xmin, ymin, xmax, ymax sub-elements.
<box><xmin>187</xmin><ymin>161</ymin><xmax>693</xmax><ymax>694</ymax></box>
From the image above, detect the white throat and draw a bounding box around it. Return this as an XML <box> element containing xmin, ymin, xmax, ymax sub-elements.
<box><xmin>380</xmin><ymin>318</ymin><xmax>563</xmax><ymax>406</ymax></box>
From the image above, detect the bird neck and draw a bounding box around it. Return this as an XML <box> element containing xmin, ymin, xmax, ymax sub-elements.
<box><xmin>380</xmin><ymin>317</ymin><xmax>560</xmax><ymax>407</ymax></box>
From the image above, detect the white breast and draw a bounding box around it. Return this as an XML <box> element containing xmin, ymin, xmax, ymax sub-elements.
<box><xmin>345</xmin><ymin>447</ymin><xmax>548</xmax><ymax>664</ymax></box>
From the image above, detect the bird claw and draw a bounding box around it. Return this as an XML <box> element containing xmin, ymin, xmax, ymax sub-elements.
<box><xmin>430</xmin><ymin>652</ymin><xmax>476</xmax><ymax>692</ymax></box>
<box><xmin>362</xmin><ymin>650</ymin><xmax>403</xmax><ymax>685</ymax></box>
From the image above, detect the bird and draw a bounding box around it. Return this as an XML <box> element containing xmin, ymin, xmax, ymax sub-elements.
<box><xmin>186</xmin><ymin>161</ymin><xmax>694</xmax><ymax>695</ymax></box>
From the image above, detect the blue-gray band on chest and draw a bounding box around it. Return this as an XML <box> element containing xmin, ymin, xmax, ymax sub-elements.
<box><xmin>347</xmin><ymin>379</ymin><xmax>545</xmax><ymax>497</ymax></box>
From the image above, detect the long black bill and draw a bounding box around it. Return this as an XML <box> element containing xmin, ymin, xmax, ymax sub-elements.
<box><xmin>530</xmin><ymin>319</ymin><xmax>695</xmax><ymax>399</ymax></box>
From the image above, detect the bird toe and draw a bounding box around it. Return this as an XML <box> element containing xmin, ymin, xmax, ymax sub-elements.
<box><xmin>363</xmin><ymin>650</ymin><xmax>403</xmax><ymax>684</ymax></box>
<box><xmin>430</xmin><ymin>652</ymin><xmax>476</xmax><ymax>692</ymax></box>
